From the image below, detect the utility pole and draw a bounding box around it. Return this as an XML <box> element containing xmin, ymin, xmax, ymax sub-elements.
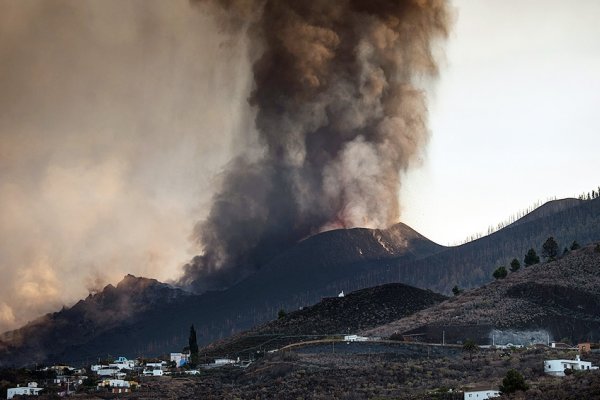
<box><xmin>66</xmin><ymin>377</ymin><xmax>74</xmax><ymax>396</ymax></box>
<box><xmin>442</xmin><ymin>330</ymin><xmax>445</xmax><ymax>346</ymax></box>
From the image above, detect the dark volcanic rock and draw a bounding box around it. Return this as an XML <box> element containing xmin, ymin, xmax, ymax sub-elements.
<box><xmin>0</xmin><ymin>223</ymin><xmax>441</xmax><ymax>367</ymax></box>
<box><xmin>202</xmin><ymin>283</ymin><xmax>447</xmax><ymax>357</ymax></box>
<box><xmin>2</xmin><ymin>196</ymin><xmax>600</xmax><ymax>366</ymax></box>
<box><xmin>0</xmin><ymin>275</ymin><xmax>187</xmax><ymax>367</ymax></box>
<box><xmin>264</xmin><ymin>283</ymin><xmax>447</xmax><ymax>335</ymax></box>
<box><xmin>366</xmin><ymin>244</ymin><xmax>600</xmax><ymax>344</ymax></box>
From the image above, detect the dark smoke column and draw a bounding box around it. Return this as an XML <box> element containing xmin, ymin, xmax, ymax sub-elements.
<box><xmin>181</xmin><ymin>0</ymin><xmax>451</xmax><ymax>292</ymax></box>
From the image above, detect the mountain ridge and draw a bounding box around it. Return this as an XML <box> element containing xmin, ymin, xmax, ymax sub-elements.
<box><xmin>1</xmin><ymin>197</ymin><xmax>600</xmax><ymax>366</ymax></box>
<box><xmin>364</xmin><ymin>244</ymin><xmax>600</xmax><ymax>344</ymax></box>
<box><xmin>200</xmin><ymin>282</ymin><xmax>448</xmax><ymax>358</ymax></box>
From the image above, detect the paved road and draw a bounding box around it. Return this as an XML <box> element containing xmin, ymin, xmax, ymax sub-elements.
<box><xmin>289</xmin><ymin>340</ymin><xmax>463</xmax><ymax>358</ymax></box>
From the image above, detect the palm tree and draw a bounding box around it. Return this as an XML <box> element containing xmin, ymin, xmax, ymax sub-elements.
<box><xmin>463</xmin><ymin>339</ymin><xmax>478</xmax><ymax>364</ymax></box>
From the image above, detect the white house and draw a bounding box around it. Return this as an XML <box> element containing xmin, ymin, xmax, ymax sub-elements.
<box><xmin>544</xmin><ymin>354</ymin><xmax>598</xmax><ymax>376</ymax></box>
<box><xmin>344</xmin><ymin>335</ymin><xmax>368</xmax><ymax>342</ymax></box>
<box><xmin>7</xmin><ymin>382</ymin><xmax>43</xmax><ymax>399</ymax></box>
<box><xmin>214</xmin><ymin>358</ymin><xmax>236</xmax><ymax>365</ymax></box>
<box><xmin>97</xmin><ymin>379</ymin><xmax>136</xmax><ymax>388</ymax></box>
<box><xmin>96</xmin><ymin>367</ymin><xmax>120</xmax><ymax>377</ymax></box>
<box><xmin>97</xmin><ymin>379</ymin><xmax>137</xmax><ymax>394</ymax></box>
<box><xmin>463</xmin><ymin>389</ymin><xmax>500</xmax><ymax>400</ymax></box>
<box><xmin>91</xmin><ymin>364</ymin><xmax>108</xmax><ymax>372</ymax></box>
<box><xmin>145</xmin><ymin>361</ymin><xmax>166</xmax><ymax>369</ymax></box>
<box><xmin>110</xmin><ymin>356</ymin><xmax>135</xmax><ymax>370</ymax></box>
<box><xmin>143</xmin><ymin>369</ymin><xmax>163</xmax><ymax>376</ymax></box>
<box><xmin>184</xmin><ymin>369</ymin><xmax>200</xmax><ymax>375</ymax></box>
<box><xmin>170</xmin><ymin>352</ymin><xmax>189</xmax><ymax>367</ymax></box>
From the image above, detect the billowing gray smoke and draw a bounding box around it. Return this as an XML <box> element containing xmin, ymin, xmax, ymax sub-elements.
<box><xmin>181</xmin><ymin>0</ymin><xmax>451</xmax><ymax>292</ymax></box>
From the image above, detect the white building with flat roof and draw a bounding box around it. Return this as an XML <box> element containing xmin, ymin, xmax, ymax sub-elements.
<box><xmin>98</xmin><ymin>379</ymin><xmax>131</xmax><ymax>388</ymax></box>
<box><xmin>110</xmin><ymin>356</ymin><xmax>135</xmax><ymax>370</ymax></box>
<box><xmin>343</xmin><ymin>335</ymin><xmax>368</xmax><ymax>342</ymax></box>
<box><xmin>463</xmin><ymin>389</ymin><xmax>500</xmax><ymax>400</ymax></box>
<box><xmin>7</xmin><ymin>382</ymin><xmax>43</xmax><ymax>399</ymax></box>
<box><xmin>214</xmin><ymin>358</ymin><xmax>235</xmax><ymax>365</ymax></box>
<box><xmin>143</xmin><ymin>369</ymin><xmax>163</xmax><ymax>376</ymax></box>
<box><xmin>544</xmin><ymin>354</ymin><xmax>598</xmax><ymax>376</ymax></box>
<box><xmin>96</xmin><ymin>367</ymin><xmax>121</xmax><ymax>377</ymax></box>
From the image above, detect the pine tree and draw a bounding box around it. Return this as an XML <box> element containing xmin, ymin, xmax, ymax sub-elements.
<box><xmin>452</xmin><ymin>286</ymin><xmax>462</xmax><ymax>296</ymax></box>
<box><xmin>570</xmin><ymin>241</ymin><xmax>581</xmax><ymax>251</ymax></box>
<box><xmin>189</xmin><ymin>324</ymin><xmax>199</xmax><ymax>367</ymax></box>
<box><xmin>493</xmin><ymin>266</ymin><xmax>508</xmax><ymax>280</ymax></box>
<box><xmin>524</xmin><ymin>248</ymin><xmax>540</xmax><ymax>266</ymax></box>
<box><xmin>542</xmin><ymin>237</ymin><xmax>559</xmax><ymax>261</ymax></box>
<box><xmin>509</xmin><ymin>258</ymin><xmax>520</xmax><ymax>272</ymax></box>
<box><xmin>278</xmin><ymin>309</ymin><xmax>287</xmax><ymax>319</ymax></box>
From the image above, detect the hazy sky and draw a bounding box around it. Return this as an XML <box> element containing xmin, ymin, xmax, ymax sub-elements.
<box><xmin>400</xmin><ymin>0</ymin><xmax>600</xmax><ymax>245</ymax></box>
<box><xmin>1</xmin><ymin>0</ymin><xmax>599</xmax><ymax>331</ymax></box>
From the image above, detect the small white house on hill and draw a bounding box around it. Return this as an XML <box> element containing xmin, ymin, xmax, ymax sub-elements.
<box><xmin>98</xmin><ymin>378</ymin><xmax>138</xmax><ymax>394</ymax></box>
<box><xmin>214</xmin><ymin>358</ymin><xmax>236</xmax><ymax>365</ymax></box>
<box><xmin>344</xmin><ymin>335</ymin><xmax>368</xmax><ymax>342</ymax></box>
<box><xmin>96</xmin><ymin>367</ymin><xmax>120</xmax><ymax>377</ymax></box>
<box><xmin>143</xmin><ymin>369</ymin><xmax>163</xmax><ymax>376</ymax></box>
<box><xmin>544</xmin><ymin>354</ymin><xmax>598</xmax><ymax>376</ymax></box>
<box><xmin>98</xmin><ymin>379</ymin><xmax>131</xmax><ymax>388</ymax></box>
<box><xmin>7</xmin><ymin>382</ymin><xmax>43</xmax><ymax>399</ymax></box>
<box><xmin>146</xmin><ymin>361</ymin><xmax>166</xmax><ymax>369</ymax></box>
<box><xmin>110</xmin><ymin>356</ymin><xmax>135</xmax><ymax>370</ymax></box>
<box><xmin>463</xmin><ymin>388</ymin><xmax>500</xmax><ymax>399</ymax></box>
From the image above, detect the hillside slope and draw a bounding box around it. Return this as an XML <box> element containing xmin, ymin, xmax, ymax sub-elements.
<box><xmin>2</xmin><ymin>197</ymin><xmax>600</xmax><ymax>366</ymax></box>
<box><xmin>0</xmin><ymin>223</ymin><xmax>441</xmax><ymax>366</ymax></box>
<box><xmin>201</xmin><ymin>283</ymin><xmax>447</xmax><ymax>357</ymax></box>
<box><xmin>508</xmin><ymin>198</ymin><xmax>583</xmax><ymax>227</ymax></box>
<box><xmin>356</xmin><ymin>197</ymin><xmax>600</xmax><ymax>294</ymax></box>
<box><xmin>0</xmin><ymin>275</ymin><xmax>188</xmax><ymax>366</ymax></box>
<box><xmin>365</xmin><ymin>244</ymin><xmax>600</xmax><ymax>344</ymax></box>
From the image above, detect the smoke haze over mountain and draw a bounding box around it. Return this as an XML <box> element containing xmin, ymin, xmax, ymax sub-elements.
<box><xmin>0</xmin><ymin>0</ymin><xmax>253</xmax><ymax>333</ymax></box>
<box><xmin>181</xmin><ymin>0</ymin><xmax>451</xmax><ymax>292</ymax></box>
<box><xmin>0</xmin><ymin>0</ymin><xmax>450</xmax><ymax>333</ymax></box>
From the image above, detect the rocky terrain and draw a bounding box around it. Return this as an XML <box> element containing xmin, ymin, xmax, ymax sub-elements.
<box><xmin>502</xmin><ymin>368</ymin><xmax>600</xmax><ymax>399</ymax></box>
<box><xmin>0</xmin><ymin>275</ymin><xmax>188</xmax><ymax>366</ymax></box>
<box><xmin>365</xmin><ymin>244</ymin><xmax>600</xmax><ymax>344</ymax></box>
<box><xmin>202</xmin><ymin>283</ymin><xmax>447</xmax><ymax>358</ymax></box>
<box><xmin>2</xmin><ymin>197</ymin><xmax>600</xmax><ymax>367</ymax></box>
<box><xmin>27</xmin><ymin>346</ymin><xmax>600</xmax><ymax>399</ymax></box>
<box><xmin>0</xmin><ymin>223</ymin><xmax>443</xmax><ymax>366</ymax></box>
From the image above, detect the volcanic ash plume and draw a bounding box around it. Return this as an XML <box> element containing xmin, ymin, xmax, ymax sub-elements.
<box><xmin>181</xmin><ymin>0</ymin><xmax>451</xmax><ymax>292</ymax></box>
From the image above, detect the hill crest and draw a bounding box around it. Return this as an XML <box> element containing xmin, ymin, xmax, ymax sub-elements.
<box><xmin>364</xmin><ymin>244</ymin><xmax>600</xmax><ymax>344</ymax></box>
